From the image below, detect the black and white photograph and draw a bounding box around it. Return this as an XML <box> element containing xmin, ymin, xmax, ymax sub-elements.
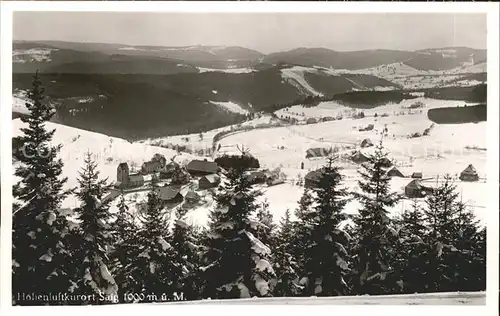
<box><xmin>1</xmin><ymin>2</ymin><xmax>499</xmax><ymax>313</ymax></box>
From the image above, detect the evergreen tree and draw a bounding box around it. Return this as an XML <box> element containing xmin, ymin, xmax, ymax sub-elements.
<box><xmin>171</xmin><ymin>207</ymin><xmax>202</xmax><ymax>300</ymax></box>
<box><xmin>71</xmin><ymin>152</ymin><xmax>118</xmax><ymax>304</ymax></box>
<box><xmin>420</xmin><ymin>177</ymin><xmax>486</xmax><ymax>292</ymax></box>
<box><xmin>273</xmin><ymin>209</ymin><xmax>299</xmax><ymax>296</ymax></box>
<box><xmin>352</xmin><ymin>142</ymin><xmax>401</xmax><ymax>295</ymax></box>
<box><xmin>111</xmin><ymin>192</ymin><xmax>137</xmax><ymax>302</ymax></box>
<box><xmin>296</xmin><ymin>158</ymin><xmax>351</xmax><ymax>296</ymax></box>
<box><xmin>126</xmin><ymin>186</ymin><xmax>180</xmax><ymax>302</ymax></box>
<box><xmin>392</xmin><ymin>200</ymin><xmax>428</xmax><ymax>294</ymax></box>
<box><xmin>292</xmin><ymin>187</ymin><xmax>315</xmax><ymax>276</ymax></box>
<box><xmin>202</xmin><ymin>164</ymin><xmax>276</xmax><ymax>299</ymax></box>
<box><xmin>12</xmin><ymin>71</ymin><xmax>73</xmax><ymax>305</ymax></box>
<box><xmin>253</xmin><ymin>199</ymin><xmax>276</xmax><ymax>249</ymax></box>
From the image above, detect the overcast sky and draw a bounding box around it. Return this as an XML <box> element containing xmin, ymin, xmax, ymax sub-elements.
<box><xmin>13</xmin><ymin>12</ymin><xmax>486</xmax><ymax>53</ymax></box>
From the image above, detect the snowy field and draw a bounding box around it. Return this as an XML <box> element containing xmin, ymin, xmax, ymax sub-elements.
<box><xmin>210</xmin><ymin>101</ymin><xmax>250</xmax><ymax>115</ymax></box>
<box><xmin>12</xmin><ymin>95</ymin><xmax>488</xmax><ymax>228</ymax></box>
<box><xmin>166</xmin><ymin>291</ymin><xmax>485</xmax><ymax>305</ymax></box>
<box><xmin>323</xmin><ymin>62</ymin><xmax>487</xmax><ymax>90</ymax></box>
<box><xmin>12</xmin><ymin>119</ymin><xmax>197</xmax><ymax>210</ymax></box>
<box><xmin>281</xmin><ymin>66</ymin><xmax>324</xmax><ymax>96</ymax></box>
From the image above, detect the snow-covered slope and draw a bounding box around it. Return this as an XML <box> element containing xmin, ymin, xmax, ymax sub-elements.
<box><xmin>12</xmin><ymin>119</ymin><xmax>196</xmax><ymax>209</ymax></box>
<box><xmin>210</xmin><ymin>101</ymin><xmax>249</xmax><ymax>115</ymax></box>
<box><xmin>13</xmin><ymin>47</ymin><xmax>58</xmax><ymax>63</ymax></box>
<box><xmin>281</xmin><ymin>66</ymin><xmax>324</xmax><ymax>96</ymax></box>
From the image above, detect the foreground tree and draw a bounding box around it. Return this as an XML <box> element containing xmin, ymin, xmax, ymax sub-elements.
<box><xmin>420</xmin><ymin>177</ymin><xmax>486</xmax><ymax>292</ymax></box>
<box><xmin>125</xmin><ymin>187</ymin><xmax>180</xmax><ymax>302</ymax></box>
<box><xmin>272</xmin><ymin>210</ymin><xmax>299</xmax><ymax>296</ymax></box>
<box><xmin>12</xmin><ymin>71</ymin><xmax>73</xmax><ymax>305</ymax></box>
<box><xmin>202</xmin><ymin>164</ymin><xmax>276</xmax><ymax>299</ymax></box>
<box><xmin>352</xmin><ymin>142</ymin><xmax>401</xmax><ymax>295</ymax></box>
<box><xmin>71</xmin><ymin>153</ymin><xmax>118</xmax><ymax>304</ymax></box>
<box><xmin>296</xmin><ymin>158</ymin><xmax>351</xmax><ymax>296</ymax></box>
<box><xmin>171</xmin><ymin>207</ymin><xmax>203</xmax><ymax>300</ymax></box>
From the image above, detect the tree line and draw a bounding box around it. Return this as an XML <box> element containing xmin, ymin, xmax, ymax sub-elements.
<box><xmin>12</xmin><ymin>72</ymin><xmax>485</xmax><ymax>305</ymax></box>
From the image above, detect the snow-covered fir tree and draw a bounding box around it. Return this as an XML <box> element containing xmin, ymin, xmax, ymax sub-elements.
<box><xmin>71</xmin><ymin>152</ymin><xmax>118</xmax><ymax>304</ymax></box>
<box><xmin>292</xmin><ymin>187</ymin><xmax>315</xmax><ymax>276</ymax></box>
<box><xmin>171</xmin><ymin>207</ymin><xmax>202</xmax><ymax>300</ymax></box>
<box><xmin>273</xmin><ymin>209</ymin><xmax>300</xmax><ymax>297</ymax></box>
<box><xmin>253</xmin><ymin>199</ymin><xmax>277</xmax><ymax>249</ymax></box>
<box><xmin>202</xmin><ymin>164</ymin><xmax>276</xmax><ymax>299</ymax></box>
<box><xmin>392</xmin><ymin>200</ymin><xmax>428</xmax><ymax>294</ymax></box>
<box><xmin>420</xmin><ymin>177</ymin><xmax>486</xmax><ymax>292</ymax></box>
<box><xmin>125</xmin><ymin>184</ymin><xmax>181</xmax><ymax>302</ymax></box>
<box><xmin>111</xmin><ymin>191</ymin><xmax>137</xmax><ymax>302</ymax></box>
<box><xmin>295</xmin><ymin>157</ymin><xmax>351</xmax><ymax>296</ymax></box>
<box><xmin>12</xmin><ymin>71</ymin><xmax>73</xmax><ymax>305</ymax></box>
<box><xmin>351</xmin><ymin>142</ymin><xmax>401</xmax><ymax>295</ymax></box>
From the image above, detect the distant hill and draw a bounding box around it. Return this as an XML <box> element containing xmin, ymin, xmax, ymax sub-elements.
<box><xmin>262</xmin><ymin>47</ymin><xmax>486</xmax><ymax>71</ymax></box>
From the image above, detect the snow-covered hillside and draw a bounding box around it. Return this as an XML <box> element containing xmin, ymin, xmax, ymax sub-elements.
<box><xmin>210</xmin><ymin>101</ymin><xmax>250</xmax><ymax>115</ymax></box>
<box><xmin>12</xmin><ymin>95</ymin><xmax>488</xmax><ymax>229</ymax></box>
<box><xmin>281</xmin><ymin>66</ymin><xmax>324</xmax><ymax>96</ymax></box>
<box><xmin>324</xmin><ymin>62</ymin><xmax>487</xmax><ymax>89</ymax></box>
<box><xmin>12</xmin><ymin>119</ymin><xmax>196</xmax><ymax>209</ymax></box>
<box><xmin>13</xmin><ymin>48</ymin><xmax>57</xmax><ymax>63</ymax></box>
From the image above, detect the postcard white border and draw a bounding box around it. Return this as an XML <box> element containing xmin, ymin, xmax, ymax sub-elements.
<box><xmin>1</xmin><ymin>2</ymin><xmax>498</xmax><ymax>316</ymax></box>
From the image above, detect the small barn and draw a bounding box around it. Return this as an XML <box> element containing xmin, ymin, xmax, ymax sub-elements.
<box><xmin>246</xmin><ymin>171</ymin><xmax>269</xmax><ymax>184</ymax></box>
<box><xmin>141</xmin><ymin>160</ymin><xmax>163</xmax><ymax>174</ymax></box>
<box><xmin>411</xmin><ymin>172</ymin><xmax>423</xmax><ymax>179</ymax></box>
<box><xmin>351</xmin><ymin>151</ymin><xmax>371</xmax><ymax>164</ymax></box>
<box><xmin>306</xmin><ymin>147</ymin><xmax>332</xmax><ymax>159</ymax></box>
<box><xmin>386</xmin><ymin>166</ymin><xmax>405</xmax><ymax>178</ymax></box>
<box><xmin>304</xmin><ymin>168</ymin><xmax>325</xmax><ymax>189</ymax></box>
<box><xmin>199</xmin><ymin>174</ymin><xmax>221</xmax><ymax>190</ymax></box>
<box><xmin>405</xmin><ymin>180</ymin><xmax>434</xmax><ymax>198</ymax></box>
<box><xmin>360</xmin><ymin>138</ymin><xmax>374</xmax><ymax>148</ymax></box>
<box><xmin>158</xmin><ymin>186</ymin><xmax>183</xmax><ymax>204</ymax></box>
<box><xmin>187</xmin><ymin>159</ymin><xmax>219</xmax><ymax>176</ymax></box>
<box><xmin>267</xmin><ymin>178</ymin><xmax>285</xmax><ymax>186</ymax></box>
<box><xmin>306</xmin><ymin>117</ymin><xmax>318</xmax><ymax>124</ymax></box>
<box><xmin>459</xmin><ymin>164</ymin><xmax>479</xmax><ymax>182</ymax></box>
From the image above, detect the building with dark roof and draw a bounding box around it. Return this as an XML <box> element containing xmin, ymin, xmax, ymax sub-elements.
<box><xmin>186</xmin><ymin>159</ymin><xmax>219</xmax><ymax>176</ymax></box>
<box><xmin>459</xmin><ymin>164</ymin><xmax>479</xmax><ymax>182</ymax></box>
<box><xmin>199</xmin><ymin>174</ymin><xmax>221</xmax><ymax>190</ymax></box>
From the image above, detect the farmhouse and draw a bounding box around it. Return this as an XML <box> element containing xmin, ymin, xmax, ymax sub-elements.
<box><xmin>306</xmin><ymin>147</ymin><xmax>332</xmax><ymax>159</ymax></box>
<box><xmin>158</xmin><ymin>186</ymin><xmax>183</xmax><ymax>204</ymax></box>
<box><xmin>199</xmin><ymin>174</ymin><xmax>221</xmax><ymax>190</ymax></box>
<box><xmin>459</xmin><ymin>164</ymin><xmax>479</xmax><ymax>182</ymax></box>
<box><xmin>411</xmin><ymin>172</ymin><xmax>423</xmax><ymax>179</ymax></box>
<box><xmin>360</xmin><ymin>138</ymin><xmax>374</xmax><ymax>148</ymax></box>
<box><xmin>115</xmin><ymin>162</ymin><xmax>144</xmax><ymax>189</ymax></box>
<box><xmin>386</xmin><ymin>166</ymin><xmax>405</xmax><ymax>178</ymax></box>
<box><xmin>351</xmin><ymin>151</ymin><xmax>371</xmax><ymax>164</ymax></box>
<box><xmin>306</xmin><ymin>117</ymin><xmax>318</xmax><ymax>124</ymax></box>
<box><xmin>267</xmin><ymin>178</ymin><xmax>285</xmax><ymax>186</ymax></box>
<box><xmin>246</xmin><ymin>171</ymin><xmax>269</xmax><ymax>184</ymax></box>
<box><xmin>141</xmin><ymin>160</ymin><xmax>163</xmax><ymax>174</ymax></box>
<box><xmin>405</xmin><ymin>180</ymin><xmax>434</xmax><ymax>198</ymax></box>
<box><xmin>304</xmin><ymin>168</ymin><xmax>325</xmax><ymax>189</ymax></box>
<box><xmin>159</xmin><ymin>161</ymin><xmax>179</xmax><ymax>179</ymax></box>
<box><xmin>187</xmin><ymin>159</ymin><xmax>219</xmax><ymax>176</ymax></box>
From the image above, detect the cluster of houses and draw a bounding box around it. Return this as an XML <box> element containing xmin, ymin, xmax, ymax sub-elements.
<box><xmin>114</xmin><ymin>153</ymin><xmax>285</xmax><ymax>205</ymax></box>
<box><xmin>304</xmin><ymin>141</ymin><xmax>481</xmax><ymax>199</ymax></box>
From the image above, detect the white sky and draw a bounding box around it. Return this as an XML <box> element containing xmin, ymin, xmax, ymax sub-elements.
<box><xmin>13</xmin><ymin>12</ymin><xmax>486</xmax><ymax>53</ymax></box>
